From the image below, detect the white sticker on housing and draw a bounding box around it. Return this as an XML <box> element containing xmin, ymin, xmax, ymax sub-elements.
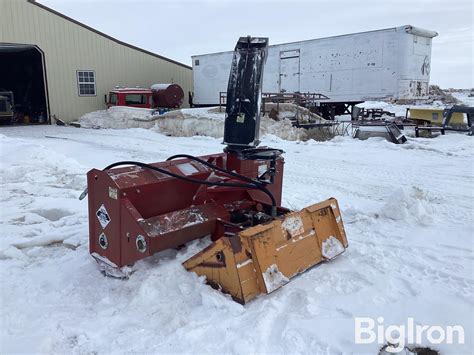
<box><xmin>109</xmin><ymin>187</ymin><xmax>118</xmax><ymax>200</ymax></box>
<box><xmin>96</xmin><ymin>204</ymin><xmax>111</xmax><ymax>229</ymax></box>
<box><xmin>177</xmin><ymin>163</ymin><xmax>199</xmax><ymax>175</ymax></box>
<box><xmin>236</xmin><ymin>113</ymin><xmax>245</xmax><ymax>123</ymax></box>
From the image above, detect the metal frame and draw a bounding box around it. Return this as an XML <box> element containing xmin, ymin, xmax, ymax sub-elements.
<box><xmin>218</xmin><ymin>91</ymin><xmax>330</xmax><ymax>113</ymax></box>
<box><xmin>414</xmin><ymin>106</ymin><xmax>474</xmax><ymax>137</ymax></box>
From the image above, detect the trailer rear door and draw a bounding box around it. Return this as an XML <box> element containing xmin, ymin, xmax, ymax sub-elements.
<box><xmin>279</xmin><ymin>50</ymin><xmax>300</xmax><ymax>93</ymax></box>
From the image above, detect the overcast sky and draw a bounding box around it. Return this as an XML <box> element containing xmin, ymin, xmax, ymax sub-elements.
<box><xmin>42</xmin><ymin>0</ymin><xmax>473</xmax><ymax>89</ymax></box>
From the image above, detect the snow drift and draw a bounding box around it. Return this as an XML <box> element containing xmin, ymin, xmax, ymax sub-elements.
<box><xmin>78</xmin><ymin>106</ymin><xmax>309</xmax><ymax>141</ymax></box>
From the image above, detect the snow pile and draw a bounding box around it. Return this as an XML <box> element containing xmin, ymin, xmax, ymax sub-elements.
<box><xmin>152</xmin><ymin>107</ymin><xmax>224</xmax><ymax>138</ymax></box>
<box><xmin>78</xmin><ymin>106</ymin><xmax>223</xmax><ymax>132</ymax></box>
<box><xmin>180</xmin><ymin>107</ymin><xmax>225</xmax><ymax>121</ymax></box>
<box><xmin>155</xmin><ymin>107</ymin><xmax>308</xmax><ymax>141</ymax></box>
<box><xmin>78</xmin><ymin>94</ymin><xmax>471</xmax><ymax>141</ymax></box>
<box><xmin>263</xmin><ymin>102</ymin><xmax>325</xmax><ymax>121</ymax></box>
<box><xmin>380</xmin><ymin>186</ymin><xmax>435</xmax><ymax>225</ymax></box>
<box><xmin>428</xmin><ymin>85</ymin><xmax>459</xmax><ymax>104</ymax></box>
<box><xmin>357</xmin><ymin>100</ymin><xmax>446</xmax><ymax>117</ymax></box>
<box><xmin>79</xmin><ymin>106</ymin><xmax>157</xmax><ymax>129</ymax></box>
<box><xmin>79</xmin><ymin>106</ymin><xmax>308</xmax><ymax>141</ymax></box>
<box><xmin>451</xmin><ymin>89</ymin><xmax>474</xmax><ymax>107</ymax></box>
<box><xmin>260</xmin><ymin>116</ymin><xmax>308</xmax><ymax>141</ymax></box>
<box><xmin>357</xmin><ymin>88</ymin><xmax>473</xmax><ymax>118</ymax></box>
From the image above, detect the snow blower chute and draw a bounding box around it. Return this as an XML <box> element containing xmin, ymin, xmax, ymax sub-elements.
<box><xmin>83</xmin><ymin>36</ymin><xmax>348</xmax><ymax>303</ymax></box>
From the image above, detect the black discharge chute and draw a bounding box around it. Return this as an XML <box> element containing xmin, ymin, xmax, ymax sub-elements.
<box><xmin>223</xmin><ymin>36</ymin><xmax>268</xmax><ymax>150</ymax></box>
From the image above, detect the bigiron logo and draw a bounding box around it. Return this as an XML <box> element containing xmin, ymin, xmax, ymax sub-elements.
<box><xmin>354</xmin><ymin>317</ymin><xmax>465</xmax><ymax>352</ymax></box>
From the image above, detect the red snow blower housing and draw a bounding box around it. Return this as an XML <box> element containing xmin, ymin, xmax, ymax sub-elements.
<box><xmin>83</xmin><ymin>36</ymin><xmax>348</xmax><ymax>303</ymax></box>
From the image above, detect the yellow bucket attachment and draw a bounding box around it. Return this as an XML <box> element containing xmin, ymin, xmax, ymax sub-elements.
<box><xmin>183</xmin><ymin>198</ymin><xmax>348</xmax><ymax>304</ymax></box>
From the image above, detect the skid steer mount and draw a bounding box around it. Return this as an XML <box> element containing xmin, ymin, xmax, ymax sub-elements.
<box><xmin>84</xmin><ymin>36</ymin><xmax>348</xmax><ymax>303</ymax></box>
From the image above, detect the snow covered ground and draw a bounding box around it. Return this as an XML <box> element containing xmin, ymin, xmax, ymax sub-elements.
<box><xmin>1</xmin><ymin>124</ymin><xmax>473</xmax><ymax>353</ymax></box>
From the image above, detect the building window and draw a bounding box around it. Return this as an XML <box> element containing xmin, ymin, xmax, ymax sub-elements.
<box><xmin>195</xmin><ymin>59</ymin><xmax>199</xmax><ymax>66</ymax></box>
<box><xmin>77</xmin><ymin>70</ymin><xmax>96</xmax><ymax>96</ymax></box>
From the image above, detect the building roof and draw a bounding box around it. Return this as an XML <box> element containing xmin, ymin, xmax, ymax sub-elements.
<box><xmin>28</xmin><ymin>0</ymin><xmax>191</xmax><ymax>70</ymax></box>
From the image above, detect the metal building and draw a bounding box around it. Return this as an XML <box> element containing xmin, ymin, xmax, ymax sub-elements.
<box><xmin>0</xmin><ymin>0</ymin><xmax>192</xmax><ymax>123</ymax></box>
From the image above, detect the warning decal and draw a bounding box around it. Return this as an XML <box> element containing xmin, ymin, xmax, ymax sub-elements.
<box><xmin>96</xmin><ymin>204</ymin><xmax>111</xmax><ymax>229</ymax></box>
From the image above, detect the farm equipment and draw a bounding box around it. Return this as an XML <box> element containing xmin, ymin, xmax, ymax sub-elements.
<box><xmin>407</xmin><ymin>107</ymin><xmax>464</xmax><ymax>127</ymax></box>
<box><xmin>414</xmin><ymin>105</ymin><xmax>474</xmax><ymax>137</ymax></box>
<box><xmin>352</xmin><ymin>107</ymin><xmax>396</xmax><ymax>120</ymax></box>
<box><xmin>351</xmin><ymin>106</ymin><xmax>407</xmax><ymax>144</ymax></box>
<box><xmin>84</xmin><ymin>36</ymin><xmax>348</xmax><ymax>304</ymax></box>
<box><xmin>353</xmin><ymin>122</ymin><xmax>407</xmax><ymax>144</ymax></box>
<box><xmin>0</xmin><ymin>91</ymin><xmax>14</xmax><ymax>123</ymax></box>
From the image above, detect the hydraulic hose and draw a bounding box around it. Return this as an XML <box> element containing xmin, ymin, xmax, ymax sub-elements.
<box><xmin>166</xmin><ymin>154</ymin><xmax>263</xmax><ymax>187</ymax></box>
<box><xmin>166</xmin><ymin>154</ymin><xmax>277</xmax><ymax>212</ymax></box>
<box><xmin>101</xmin><ymin>160</ymin><xmax>277</xmax><ymax>215</ymax></box>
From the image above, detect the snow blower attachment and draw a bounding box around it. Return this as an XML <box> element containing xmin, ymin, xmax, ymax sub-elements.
<box><xmin>84</xmin><ymin>36</ymin><xmax>348</xmax><ymax>303</ymax></box>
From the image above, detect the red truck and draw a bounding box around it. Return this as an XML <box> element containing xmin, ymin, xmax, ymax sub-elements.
<box><xmin>107</xmin><ymin>84</ymin><xmax>184</xmax><ymax>109</ymax></box>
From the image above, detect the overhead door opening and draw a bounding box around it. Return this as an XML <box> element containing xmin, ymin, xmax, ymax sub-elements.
<box><xmin>0</xmin><ymin>43</ymin><xmax>49</xmax><ymax>125</ymax></box>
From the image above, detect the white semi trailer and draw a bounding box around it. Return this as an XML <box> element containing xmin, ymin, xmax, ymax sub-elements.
<box><xmin>192</xmin><ymin>25</ymin><xmax>438</xmax><ymax>118</ymax></box>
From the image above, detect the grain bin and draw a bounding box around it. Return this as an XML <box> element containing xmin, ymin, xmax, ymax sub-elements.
<box><xmin>151</xmin><ymin>83</ymin><xmax>184</xmax><ymax>108</ymax></box>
